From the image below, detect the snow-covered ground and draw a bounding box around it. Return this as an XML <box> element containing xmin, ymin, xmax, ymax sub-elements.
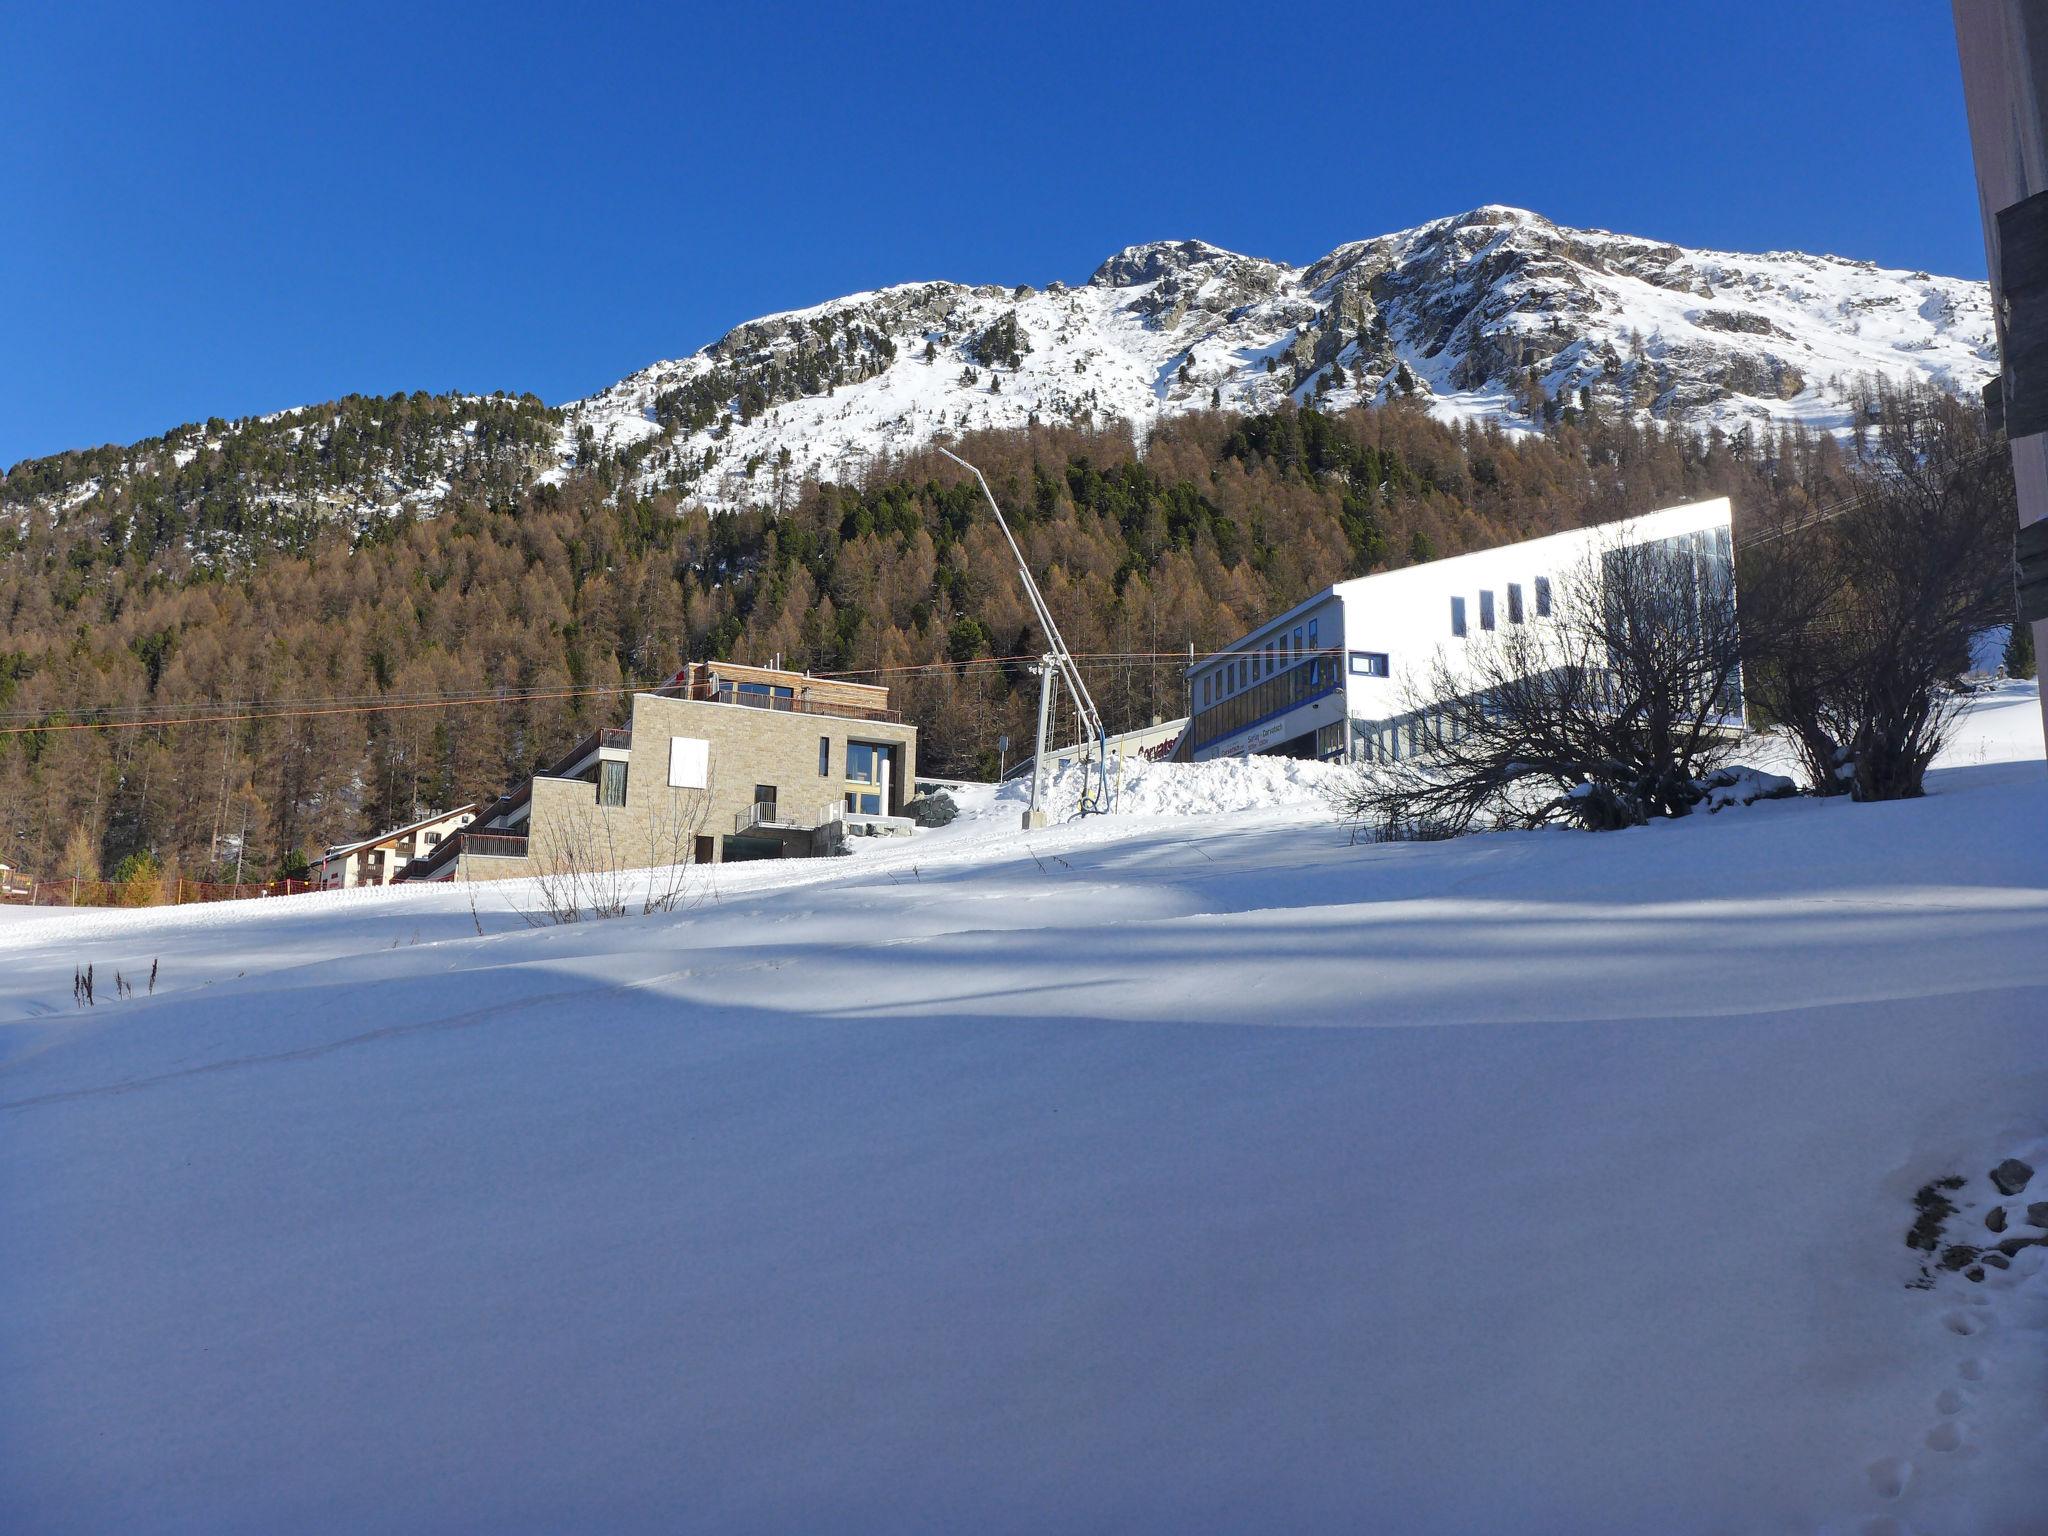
<box><xmin>3</xmin><ymin>687</ymin><xmax>2045</xmax><ymax>1534</ymax></box>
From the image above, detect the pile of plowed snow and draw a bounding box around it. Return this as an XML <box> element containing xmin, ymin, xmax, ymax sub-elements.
<box><xmin>999</xmin><ymin>752</ymin><xmax>1352</xmax><ymax>819</ymax></box>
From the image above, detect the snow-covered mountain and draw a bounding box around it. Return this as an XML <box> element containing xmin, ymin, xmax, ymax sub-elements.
<box><xmin>3</xmin><ymin>206</ymin><xmax>1996</xmax><ymax>540</ymax></box>
<box><xmin>562</xmin><ymin>204</ymin><xmax>1995</xmax><ymax>510</ymax></box>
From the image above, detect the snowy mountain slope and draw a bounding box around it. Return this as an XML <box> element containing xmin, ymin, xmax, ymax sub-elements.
<box><xmin>563</xmin><ymin>205</ymin><xmax>1995</xmax><ymax>510</ymax></box>
<box><xmin>2</xmin><ymin>688</ymin><xmax>2044</xmax><ymax>1534</ymax></box>
<box><xmin>4</xmin><ymin>208</ymin><xmax>1992</xmax><ymax>540</ymax></box>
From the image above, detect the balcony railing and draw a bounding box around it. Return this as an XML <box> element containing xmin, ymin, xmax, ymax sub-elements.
<box><xmin>398</xmin><ymin>828</ymin><xmax>530</xmax><ymax>881</ymax></box>
<box><xmin>462</xmin><ymin>832</ymin><xmax>530</xmax><ymax>859</ymax></box>
<box><xmin>653</xmin><ymin>678</ymin><xmax>899</xmax><ymax>724</ymax></box>
<box><xmin>543</xmin><ymin>725</ymin><xmax>632</xmax><ymax>779</ymax></box>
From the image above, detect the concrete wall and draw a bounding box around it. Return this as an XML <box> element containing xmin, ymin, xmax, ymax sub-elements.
<box><xmin>454</xmin><ymin>694</ymin><xmax>918</xmax><ymax>883</ymax></box>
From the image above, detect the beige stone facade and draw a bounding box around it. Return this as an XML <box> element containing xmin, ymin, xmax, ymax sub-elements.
<box><xmin>403</xmin><ymin>664</ymin><xmax>917</xmax><ymax>884</ymax></box>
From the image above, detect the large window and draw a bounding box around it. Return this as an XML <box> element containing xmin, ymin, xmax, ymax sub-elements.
<box><xmin>1348</xmin><ymin>651</ymin><xmax>1390</xmax><ymax>677</ymax></box>
<box><xmin>846</xmin><ymin>741</ymin><xmax>889</xmax><ymax>815</ymax></box>
<box><xmin>1479</xmin><ymin>590</ymin><xmax>1496</xmax><ymax>630</ymax></box>
<box><xmin>599</xmin><ymin>759</ymin><xmax>629</xmax><ymax>807</ymax></box>
<box><xmin>1187</xmin><ymin>654</ymin><xmax>1341</xmax><ymax>751</ymax></box>
<box><xmin>1450</xmin><ymin>595</ymin><xmax>1467</xmax><ymax>638</ymax></box>
<box><xmin>1535</xmin><ymin>576</ymin><xmax>1552</xmax><ymax>617</ymax></box>
<box><xmin>1507</xmin><ymin>583</ymin><xmax>1524</xmax><ymax>624</ymax></box>
<box><xmin>818</xmin><ymin>736</ymin><xmax>831</xmax><ymax>776</ymax></box>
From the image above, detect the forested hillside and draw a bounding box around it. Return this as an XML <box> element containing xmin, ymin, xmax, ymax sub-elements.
<box><xmin>0</xmin><ymin>397</ymin><xmax>1891</xmax><ymax>882</ymax></box>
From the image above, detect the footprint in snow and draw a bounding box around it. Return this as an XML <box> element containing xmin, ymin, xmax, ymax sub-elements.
<box><xmin>1924</xmin><ymin>1419</ymin><xmax>1964</xmax><ymax>1453</ymax></box>
<box><xmin>1941</xmin><ymin>1309</ymin><xmax>1982</xmax><ymax>1337</ymax></box>
<box><xmin>1934</xmin><ymin>1387</ymin><xmax>1965</xmax><ymax>1415</ymax></box>
<box><xmin>1859</xmin><ymin>1517</ymin><xmax>1911</xmax><ymax>1536</ymax></box>
<box><xmin>1865</xmin><ymin>1456</ymin><xmax>1912</xmax><ymax>1501</ymax></box>
<box><xmin>1957</xmin><ymin>1356</ymin><xmax>1987</xmax><ymax>1381</ymax></box>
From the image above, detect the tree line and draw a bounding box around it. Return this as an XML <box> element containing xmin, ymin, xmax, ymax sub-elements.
<box><xmin>0</xmin><ymin>389</ymin><xmax>1974</xmax><ymax>886</ymax></box>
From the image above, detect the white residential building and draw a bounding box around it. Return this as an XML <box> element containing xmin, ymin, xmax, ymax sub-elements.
<box><xmin>316</xmin><ymin>805</ymin><xmax>479</xmax><ymax>890</ymax></box>
<box><xmin>1180</xmin><ymin>498</ymin><xmax>1739</xmax><ymax>763</ymax></box>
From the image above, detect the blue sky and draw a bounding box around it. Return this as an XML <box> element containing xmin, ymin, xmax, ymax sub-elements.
<box><xmin>1</xmin><ymin>1</ymin><xmax>1985</xmax><ymax>467</ymax></box>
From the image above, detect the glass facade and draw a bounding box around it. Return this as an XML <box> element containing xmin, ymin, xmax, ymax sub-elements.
<box><xmin>1188</xmin><ymin>654</ymin><xmax>1340</xmax><ymax>752</ymax></box>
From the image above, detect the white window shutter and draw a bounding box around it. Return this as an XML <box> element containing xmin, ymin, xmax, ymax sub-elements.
<box><xmin>667</xmin><ymin>736</ymin><xmax>709</xmax><ymax>789</ymax></box>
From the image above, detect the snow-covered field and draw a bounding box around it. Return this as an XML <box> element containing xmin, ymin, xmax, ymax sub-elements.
<box><xmin>4</xmin><ymin>687</ymin><xmax>2045</xmax><ymax>1534</ymax></box>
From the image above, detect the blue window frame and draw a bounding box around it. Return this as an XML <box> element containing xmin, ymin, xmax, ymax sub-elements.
<box><xmin>1293</xmin><ymin>625</ymin><xmax>1304</xmax><ymax>655</ymax></box>
<box><xmin>1479</xmin><ymin>590</ymin><xmax>1496</xmax><ymax>630</ymax></box>
<box><xmin>1308</xmin><ymin>617</ymin><xmax>1319</xmax><ymax>653</ymax></box>
<box><xmin>1450</xmin><ymin>595</ymin><xmax>1467</xmax><ymax>638</ymax></box>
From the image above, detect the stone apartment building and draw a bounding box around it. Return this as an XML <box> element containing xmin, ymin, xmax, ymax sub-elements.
<box><xmin>400</xmin><ymin>661</ymin><xmax>918</xmax><ymax>884</ymax></box>
<box><xmin>316</xmin><ymin>804</ymin><xmax>480</xmax><ymax>889</ymax></box>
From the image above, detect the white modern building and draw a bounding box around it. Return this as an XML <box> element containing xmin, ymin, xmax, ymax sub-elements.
<box><xmin>1180</xmin><ymin>498</ymin><xmax>1738</xmax><ymax>764</ymax></box>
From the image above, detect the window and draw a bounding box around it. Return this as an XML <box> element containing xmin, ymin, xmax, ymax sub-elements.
<box><xmin>1535</xmin><ymin>576</ymin><xmax>1552</xmax><ymax>617</ymax></box>
<box><xmin>668</xmin><ymin>736</ymin><xmax>709</xmax><ymax>789</ymax></box>
<box><xmin>1308</xmin><ymin>617</ymin><xmax>1320</xmax><ymax>653</ymax></box>
<box><xmin>1507</xmin><ymin>583</ymin><xmax>1524</xmax><ymax>624</ymax></box>
<box><xmin>1348</xmin><ymin>651</ymin><xmax>1390</xmax><ymax>677</ymax></box>
<box><xmin>425</xmin><ymin>831</ymin><xmax>441</xmax><ymax>846</ymax></box>
<box><xmin>754</xmin><ymin>783</ymin><xmax>777</xmax><ymax>812</ymax></box>
<box><xmin>1203</xmin><ymin>676</ymin><xmax>1213</xmax><ymax>707</ymax></box>
<box><xmin>1293</xmin><ymin>625</ymin><xmax>1304</xmax><ymax>656</ymax></box>
<box><xmin>1479</xmin><ymin>589</ymin><xmax>1496</xmax><ymax>630</ymax></box>
<box><xmin>846</xmin><ymin>742</ymin><xmax>887</xmax><ymax>816</ymax></box>
<box><xmin>1450</xmin><ymin>595</ymin><xmax>1467</xmax><ymax>638</ymax></box>
<box><xmin>599</xmin><ymin>759</ymin><xmax>629</xmax><ymax>807</ymax></box>
<box><xmin>818</xmin><ymin>736</ymin><xmax>831</xmax><ymax>777</ymax></box>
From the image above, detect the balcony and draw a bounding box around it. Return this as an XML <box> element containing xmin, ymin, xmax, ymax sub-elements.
<box><xmin>734</xmin><ymin>799</ymin><xmax>823</xmax><ymax>835</ymax></box>
<box><xmin>653</xmin><ymin>676</ymin><xmax>900</xmax><ymax>724</ymax></box>
<box><xmin>544</xmin><ymin>726</ymin><xmax>633</xmax><ymax>781</ymax></box>
<box><xmin>398</xmin><ymin>828</ymin><xmax>530</xmax><ymax>882</ymax></box>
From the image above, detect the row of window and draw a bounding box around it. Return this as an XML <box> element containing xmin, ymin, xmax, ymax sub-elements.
<box><xmin>1189</xmin><ymin>654</ymin><xmax>1340</xmax><ymax>751</ymax></box>
<box><xmin>1199</xmin><ymin>616</ymin><xmax>1324</xmax><ymax>710</ymax></box>
<box><xmin>1449</xmin><ymin>576</ymin><xmax>1552</xmax><ymax>639</ymax></box>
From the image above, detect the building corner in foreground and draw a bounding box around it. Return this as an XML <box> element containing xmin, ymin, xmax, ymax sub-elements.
<box><xmin>1953</xmin><ymin>0</ymin><xmax>2048</xmax><ymax>761</ymax></box>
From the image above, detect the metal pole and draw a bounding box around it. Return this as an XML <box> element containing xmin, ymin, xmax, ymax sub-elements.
<box><xmin>1025</xmin><ymin>656</ymin><xmax>1055</xmax><ymax>829</ymax></box>
<box><xmin>939</xmin><ymin>446</ymin><xmax>1116</xmax><ymax>813</ymax></box>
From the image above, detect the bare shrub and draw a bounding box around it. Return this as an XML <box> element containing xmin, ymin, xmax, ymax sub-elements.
<box><xmin>642</xmin><ymin>790</ymin><xmax>710</xmax><ymax>915</ymax></box>
<box><xmin>1741</xmin><ymin>384</ymin><xmax>2014</xmax><ymax>800</ymax></box>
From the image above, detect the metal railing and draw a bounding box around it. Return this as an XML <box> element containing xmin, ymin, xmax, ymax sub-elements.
<box><xmin>461</xmin><ymin>832</ymin><xmax>530</xmax><ymax>859</ymax></box>
<box><xmin>700</xmin><ymin>688</ymin><xmax>901</xmax><ymax>724</ymax></box>
<box><xmin>399</xmin><ymin>828</ymin><xmax>529</xmax><ymax>881</ymax></box>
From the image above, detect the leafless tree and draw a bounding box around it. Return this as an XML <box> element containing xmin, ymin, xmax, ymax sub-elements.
<box><xmin>641</xmin><ymin>789</ymin><xmax>710</xmax><ymax>914</ymax></box>
<box><xmin>525</xmin><ymin>806</ymin><xmax>629</xmax><ymax>924</ymax></box>
<box><xmin>517</xmin><ymin>790</ymin><xmax>710</xmax><ymax>925</ymax></box>
<box><xmin>1336</xmin><ymin>523</ymin><xmax>1745</xmax><ymax>836</ymax></box>
<box><xmin>1740</xmin><ymin>384</ymin><xmax>2013</xmax><ymax>800</ymax></box>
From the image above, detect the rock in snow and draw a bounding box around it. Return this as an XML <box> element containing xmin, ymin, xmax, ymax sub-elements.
<box><xmin>1990</xmin><ymin>1158</ymin><xmax>2035</xmax><ymax>1196</ymax></box>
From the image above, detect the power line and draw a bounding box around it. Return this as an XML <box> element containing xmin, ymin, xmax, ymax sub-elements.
<box><xmin>0</xmin><ymin>651</ymin><xmax>1222</xmax><ymax>736</ymax></box>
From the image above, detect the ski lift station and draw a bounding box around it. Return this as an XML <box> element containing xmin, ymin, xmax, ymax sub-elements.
<box><xmin>1178</xmin><ymin>498</ymin><xmax>1739</xmax><ymax>764</ymax></box>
